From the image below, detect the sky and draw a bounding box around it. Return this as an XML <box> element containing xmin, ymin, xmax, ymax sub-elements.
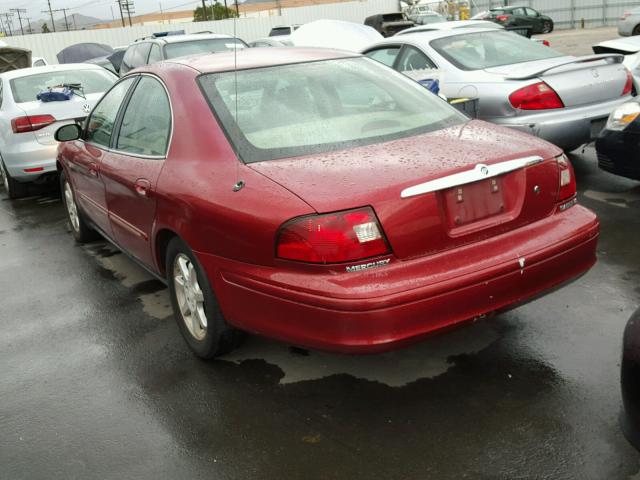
<box><xmin>0</xmin><ymin>0</ymin><xmax>210</xmax><ymax>25</ymax></box>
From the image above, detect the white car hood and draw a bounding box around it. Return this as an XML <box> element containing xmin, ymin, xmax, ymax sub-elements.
<box><xmin>290</xmin><ymin>20</ymin><xmax>383</xmax><ymax>52</ymax></box>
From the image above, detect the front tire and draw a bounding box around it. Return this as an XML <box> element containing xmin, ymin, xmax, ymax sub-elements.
<box><xmin>166</xmin><ymin>237</ymin><xmax>243</xmax><ymax>358</ymax></box>
<box><xmin>60</xmin><ymin>171</ymin><xmax>98</xmax><ymax>243</ymax></box>
<box><xmin>633</xmin><ymin>25</ymin><xmax>640</xmax><ymax>36</ymax></box>
<box><xmin>2</xmin><ymin>162</ymin><xmax>29</xmax><ymax>199</ymax></box>
<box><xmin>541</xmin><ymin>20</ymin><xmax>553</xmax><ymax>34</ymax></box>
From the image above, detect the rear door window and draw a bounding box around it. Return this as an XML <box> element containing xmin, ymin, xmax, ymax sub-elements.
<box><xmin>85</xmin><ymin>77</ymin><xmax>136</xmax><ymax>148</ymax></box>
<box><xmin>364</xmin><ymin>46</ymin><xmax>401</xmax><ymax>67</ymax></box>
<box><xmin>395</xmin><ymin>45</ymin><xmax>437</xmax><ymax>72</ymax></box>
<box><xmin>115</xmin><ymin>76</ymin><xmax>171</xmax><ymax>157</ymax></box>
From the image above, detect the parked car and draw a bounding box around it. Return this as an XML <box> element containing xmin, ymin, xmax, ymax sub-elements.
<box><xmin>405</xmin><ymin>3</ymin><xmax>444</xmax><ymax>22</ymax></box>
<box><xmin>55</xmin><ymin>48</ymin><xmax>598</xmax><ymax>358</ymax></box>
<box><xmin>268</xmin><ymin>25</ymin><xmax>301</xmax><ymax>37</ymax></box>
<box><xmin>364</xmin><ymin>13</ymin><xmax>414</xmax><ymax>37</ymax></box>
<box><xmin>596</xmin><ymin>98</ymin><xmax>640</xmax><ymax>180</ymax></box>
<box><xmin>592</xmin><ymin>37</ymin><xmax>640</xmax><ymax>94</ymax></box>
<box><xmin>119</xmin><ymin>33</ymin><xmax>248</xmax><ymax>75</ymax></box>
<box><xmin>362</xmin><ymin>28</ymin><xmax>634</xmax><ymax>150</ymax></box>
<box><xmin>57</xmin><ymin>43</ymin><xmax>114</xmax><ymax>64</ymax></box>
<box><xmin>0</xmin><ymin>64</ymin><xmax>116</xmax><ymax>199</ymax></box>
<box><xmin>412</xmin><ymin>12</ymin><xmax>447</xmax><ymax>26</ymax></box>
<box><xmin>621</xmin><ymin>308</ymin><xmax>640</xmax><ymax>450</ymax></box>
<box><xmin>291</xmin><ymin>20</ymin><xmax>382</xmax><ymax>52</ymax></box>
<box><xmin>619</xmin><ymin>8</ymin><xmax>640</xmax><ymax>37</ymax></box>
<box><xmin>485</xmin><ymin>6</ymin><xmax>554</xmax><ymax>34</ymax></box>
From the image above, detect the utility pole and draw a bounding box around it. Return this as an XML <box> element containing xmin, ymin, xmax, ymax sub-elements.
<box><xmin>201</xmin><ymin>0</ymin><xmax>208</xmax><ymax>21</ymax></box>
<box><xmin>235</xmin><ymin>0</ymin><xmax>239</xmax><ymax>17</ymax></box>
<box><xmin>45</xmin><ymin>0</ymin><xmax>56</xmax><ymax>32</ymax></box>
<box><xmin>9</xmin><ymin>8</ymin><xmax>26</xmax><ymax>35</ymax></box>
<box><xmin>52</xmin><ymin>8</ymin><xmax>70</xmax><ymax>31</ymax></box>
<box><xmin>116</xmin><ymin>0</ymin><xmax>125</xmax><ymax>27</ymax></box>
<box><xmin>0</xmin><ymin>13</ymin><xmax>14</xmax><ymax>36</ymax></box>
<box><xmin>121</xmin><ymin>0</ymin><xmax>134</xmax><ymax>27</ymax></box>
<box><xmin>23</xmin><ymin>17</ymin><xmax>31</xmax><ymax>34</ymax></box>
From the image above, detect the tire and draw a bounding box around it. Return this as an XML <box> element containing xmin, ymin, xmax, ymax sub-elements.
<box><xmin>541</xmin><ymin>20</ymin><xmax>553</xmax><ymax>34</ymax></box>
<box><xmin>633</xmin><ymin>25</ymin><xmax>640</xmax><ymax>36</ymax></box>
<box><xmin>2</xmin><ymin>162</ymin><xmax>29</xmax><ymax>200</ymax></box>
<box><xmin>166</xmin><ymin>237</ymin><xmax>244</xmax><ymax>358</ymax></box>
<box><xmin>60</xmin><ymin>171</ymin><xmax>98</xmax><ymax>243</ymax></box>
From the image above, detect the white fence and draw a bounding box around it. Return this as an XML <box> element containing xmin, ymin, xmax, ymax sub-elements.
<box><xmin>2</xmin><ymin>0</ymin><xmax>399</xmax><ymax>64</ymax></box>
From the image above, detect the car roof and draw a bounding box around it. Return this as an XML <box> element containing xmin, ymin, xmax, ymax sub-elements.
<box><xmin>164</xmin><ymin>47</ymin><xmax>359</xmax><ymax>73</ymax></box>
<box><xmin>143</xmin><ymin>33</ymin><xmax>234</xmax><ymax>44</ymax></box>
<box><xmin>386</xmin><ymin>26</ymin><xmax>503</xmax><ymax>44</ymax></box>
<box><xmin>0</xmin><ymin>63</ymin><xmax>106</xmax><ymax>80</ymax></box>
<box><xmin>397</xmin><ymin>20</ymin><xmax>502</xmax><ymax>35</ymax></box>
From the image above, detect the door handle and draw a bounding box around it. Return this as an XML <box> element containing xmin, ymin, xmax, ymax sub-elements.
<box><xmin>134</xmin><ymin>178</ymin><xmax>151</xmax><ymax>197</ymax></box>
<box><xmin>88</xmin><ymin>163</ymin><xmax>99</xmax><ymax>177</ymax></box>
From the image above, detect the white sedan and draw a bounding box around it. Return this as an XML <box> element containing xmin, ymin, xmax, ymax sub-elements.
<box><xmin>0</xmin><ymin>64</ymin><xmax>116</xmax><ymax>198</ymax></box>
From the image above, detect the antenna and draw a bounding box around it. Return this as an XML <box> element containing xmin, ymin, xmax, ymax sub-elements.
<box><xmin>233</xmin><ymin>9</ymin><xmax>240</xmax><ymax>187</ymax></box>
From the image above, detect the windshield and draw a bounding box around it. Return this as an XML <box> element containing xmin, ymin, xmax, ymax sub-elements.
<box><xmin>164</xmin><ymin>38</ymin><xmax>246</xmax><ymax>59</ymax></box>
<box><xmin>10</xmin><ymin>69</ymin><xmax>116</xmax><ymax>103</ymax></box>
<box><xmin>269</xmin><ymin>27</ymin><xmax>291</xmax><ymax>36</ymax></box>
<box><xmin>430</xmin><ymin>30</ymin><xmax>562</xmax><ymax>70</ymax></box>
<box><xmin>198</xmin><ymin>57</ymin><xmax>466</xmax><ymax>163</ymax></box>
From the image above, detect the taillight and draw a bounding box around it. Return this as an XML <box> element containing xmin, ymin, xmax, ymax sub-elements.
<box><xmin>557</xmin><ymin>154</ymin><xmax>576</xmax><ymax>203</ymax></box>
<box><xmin>276</xmin><ymin>207</ymin><xmax>390</xmax><ymax>263</ymax></box>
<box><xmin>509</xmin><ymin>82</ymin><xmax>564</xmax><ymax>110</ymax></box>
<box><xmin>11</xmin><ymin>114</ymin><xmax>56</xmax><ymax>133</ymax></box>
<box><xmin>622</xmin><ymin>69</ymin><xmax>633</xmax><ymax>96</ymax></box>
<box><xmin>542</xmin><ymin>40</ymin><xmax>550</xmax><ymax>47</ymax></box>
<box><xmin>496</xmin><ymin>14</ymin><xmax>510</xmax><ymax>21</ymax></box>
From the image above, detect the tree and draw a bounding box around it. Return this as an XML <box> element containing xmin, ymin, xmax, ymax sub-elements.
<box><xmin>42</xmin><ymin>22</ymin><xmax>50</xmax><ymax>33</ymax></box>
<box><xmin>193</xmin><ymin>2</ymin><xmax>238</xmax><ymax>21</ymax></box>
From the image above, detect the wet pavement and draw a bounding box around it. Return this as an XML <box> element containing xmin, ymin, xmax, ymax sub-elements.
<box><xmin>1</xmin><ymin>145</ymin><xmax>639</xmax><ymax>479</ymax></box>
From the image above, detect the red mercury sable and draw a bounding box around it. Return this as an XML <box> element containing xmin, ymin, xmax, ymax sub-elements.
<box><xmin>54</xmin><ymin>48</ymin><xmax>599</xmax><ymax>358</ymax></box>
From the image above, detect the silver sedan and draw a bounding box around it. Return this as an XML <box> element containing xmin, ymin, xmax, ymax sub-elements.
<box><xmin>619</xmin><ymin>7</ymin><xmax>640</xmax><ymax>37</ymax></box>
<box><xmin>362</xmin><ymin>28</ymin><xmax>634</xmax><ymax>151</ymax></box>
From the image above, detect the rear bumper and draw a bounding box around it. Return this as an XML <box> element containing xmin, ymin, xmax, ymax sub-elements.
<box><xmin>489</xmin><ymin>96</ymin><xmax>631</xmax><ymax>149</ymax></box>
<box><xmin>1</xmin><ymin>141</ymin><xmax>58</xmax><ymax>182</ymax></box>
<box><xmin>197</xmin><ymin>205</ymin><xmax>599</xmax><ymax>353</ymax></box>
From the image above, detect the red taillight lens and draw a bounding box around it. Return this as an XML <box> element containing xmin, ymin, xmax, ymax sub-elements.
<box><xmin>622</xmin><ymin>69</ymin><xmax>633</xmax><ymax>96</ymax></box>
<box><xmin>11</xmin><ymin>114</ymin><xmax>56</xmax><ymax>133</ymax></box>
<box><xmin>276</xmin><ymin>207</ymin><xmax>390</xmax><ymax>263</ymax></box>
<box><xmin>496</xmin><ymin>14</ymin><xmax>510</xmax><ymax>21</ymax></box>
<box><xmin>557</xmin><ymin>154</ymin><xmax>576</xmax><ymax>203</ymax></box>
<box><xmin>542</xmin><ymin>40</ymin><xmax>550</xmax><ymax>47</ymax></box>
<box><xmin>509</xmin><ymin>82</ymin><xmax>564</xmax><ymax>110</ymax></box>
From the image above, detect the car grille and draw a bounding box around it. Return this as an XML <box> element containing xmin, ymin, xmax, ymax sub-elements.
<box><xmin>597</xmin><ymin>152</ymin><xmax>615</xmax><ymax>170</ymax></box>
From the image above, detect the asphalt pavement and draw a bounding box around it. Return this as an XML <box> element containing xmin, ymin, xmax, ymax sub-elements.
<box><xmin>1</xmin><ymin>29</ymin><xmax>640</xmax><ymax>480</ymax></box>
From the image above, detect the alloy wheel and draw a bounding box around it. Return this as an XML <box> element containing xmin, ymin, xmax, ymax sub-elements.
<box><xmin>173</xmin><ymin>253</ymin><xmax>208</xmax><ymax>341</ymax></box>
<box><xmin>64</xmin><ymin>181</ymin><xmax>80</xmax><ymax>232</ymax></box>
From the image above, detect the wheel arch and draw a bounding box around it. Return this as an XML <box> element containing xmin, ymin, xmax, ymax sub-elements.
<box><xmin>154</xmin><ymin>228</ymin><xmax>180</xmax><ymax>277</ymax></box>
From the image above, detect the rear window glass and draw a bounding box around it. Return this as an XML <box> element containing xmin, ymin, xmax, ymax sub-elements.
<box><xmin>430</xmin><ymin>30</ymin><xmax>562</xmax><ymax>70</ymax></box>
<box><xmin>269</xmin><ymin>28</ymin><xmax>291</xmax><ymax>36</ymax></box>
<box><xmin>10</xmin><ymin>69</ymin><xmax>116</xmax><ymax>103</ymax></box>
<box><xmin>198</xmin><ymin>57</ymin><xmax>466</xmax><ymax>163</ymax></box>
<box><xmin>163</xmin><ymin>38</ymin><xmax>246</xmax><ymax>59</ymax></box>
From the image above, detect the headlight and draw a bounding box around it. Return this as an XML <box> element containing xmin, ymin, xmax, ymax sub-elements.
<box><xmin>606</xmin><ymin>102</ymin><xmax>640</xmax><ymax>131</ymax></box>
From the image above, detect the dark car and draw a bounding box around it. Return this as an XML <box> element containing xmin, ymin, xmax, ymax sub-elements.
<box><xmin>596</xmin><ymin>99</ymin><xmax>640</xmax><ymax>180</ymax></box>
<box><xmin>485</xmin><ymin>6</ymin><xmax>554</xmax><ymax>34</ymax></box>
<box><xmin>364</xmin><ymin>13</ymin><xmax>414</xmax><ymax>37</ymax></box>
<box><xmin>621</xmin><ymin>308</ymin><xmax>640</xmax><ymax>449</ymax></box>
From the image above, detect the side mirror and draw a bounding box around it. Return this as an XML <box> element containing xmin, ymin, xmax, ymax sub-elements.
<box><xmin>55</xmin><ymin>123</ymin><xmax>82</xmax><ymax>142</ymax></box>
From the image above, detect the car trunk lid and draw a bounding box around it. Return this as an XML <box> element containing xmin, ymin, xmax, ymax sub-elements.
<box><xmin>15</xmin><ymin>92</ymin><xmax>104</xmax><ymax>145</ymax></box>
<box><xmin>250</xmin><ymin>120</ymin><xmax>562</xmax><ymax>260</ymax></box>
<box><xmin>486</xmin><ymin>54</ymin><xmax>629</xmax><ymax>107</ymax></box>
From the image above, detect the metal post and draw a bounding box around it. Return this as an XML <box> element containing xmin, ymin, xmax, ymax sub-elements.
<box><xmin>9</xmin><ymin>8</ymin><xmax>26</xmax><ymax>36</ymax></box>
<box><xmin>570</xmin><ymin>0</ymin><xmax>575</xmax><ymax>29</ymax></box>
<box><xmin>117</xmin><ymin>0</ymin><xmax>125</xmax><ymax>27</ymax></box>
<box><xmin>47</xmin><ymin>0</ymin><xmax>56</xmax><ymax>32</ymax></box>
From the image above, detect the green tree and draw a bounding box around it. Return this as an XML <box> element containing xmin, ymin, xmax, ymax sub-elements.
<box><xmin>42</xmin><ymin>22</ymin><xmax>50</xmax><ymax>33</ymax></box>
<box><xmin>193</xmin><ymin>2</ymin><xmax>238</xmax><ymax>21</ymax></box>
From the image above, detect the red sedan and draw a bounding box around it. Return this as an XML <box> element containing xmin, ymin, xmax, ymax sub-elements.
<box><xmin>54</xmin><ymin>48</ymin><xmax>599</xmax><ymax>358</ymax></box>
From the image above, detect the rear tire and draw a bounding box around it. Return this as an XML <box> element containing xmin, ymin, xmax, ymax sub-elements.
<box><xmin>541</xmin><ymin>21</ymin><xmax>553</xmax><ymax>34</ymax></box>
<box><xmin>166</xmin><ymin>237</ymin><xmax>244</xmax><ymax>359</ymax></box>
<box><xmin>2</xmin><ymin>162</ymin><xmax>29</xmax><ymax>200</ymax></box>
<box><xmin>60</xmin><ymin>171</ymin><xmax>98</xmax><ymax>243</ymax></box>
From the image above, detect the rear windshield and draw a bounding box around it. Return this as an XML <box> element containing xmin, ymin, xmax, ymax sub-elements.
<box><xmin>430</xmin><ymin>30</ymin><xmax>562</xmax><ymax>70</ymax></box>
<box><xmin>269</xmin><ymin>27</ymin><xmax>291</xmax><ymax>36</ymax></box>
<box><xmin>10</xmin><ymin>69</ymin><xmax>116</xmax><ymax>103</ymax></box>
<box><xmin>198</xmin><ymin>57</ymin><xmax>466</xmax><ymax>163</ymax></box>
<box><xmin>163</xmin><ymin>38</ymin><xmax>246</xmax><ymax>59</ymax></box>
